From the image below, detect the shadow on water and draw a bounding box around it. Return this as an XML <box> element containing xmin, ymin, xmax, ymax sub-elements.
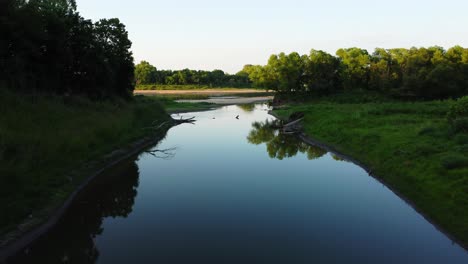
<box><xmin>247</xmin><ymin>119</ymin><xmax>327</xmax><ymax>160</ymax></box>
<box><xmin>9</xmin><ymin>160</ymin><xmax>141</xmax><ymax>264</ymax></box>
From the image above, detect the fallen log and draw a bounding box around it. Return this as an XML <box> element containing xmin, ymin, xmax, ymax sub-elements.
<box><xmin>283</xmin><ymin>118</ymin><xmax>303</xmax><ymax>128</ymax></box>
<box><xmin>173</xmin><ymin>116</ymin><xmax>196</xmax><ymax>124</ymax></box>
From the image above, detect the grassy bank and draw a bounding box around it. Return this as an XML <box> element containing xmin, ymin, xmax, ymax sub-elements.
<box><xmin>136</xmin><ymin>84</ymin><xmax>259</xmax><ymax>90</ymax></box>
<box><xmin>274</xmin><ymin>98</ymin><xmax>468</xmax><ymax>247</ymax></box>
<box><xmin>157</xmin><ymin>96</ymin><xmax>215</xmax><ymax>113</ymax></box>
<box><xmin>0</xmin><ymin>92</ymin><xmax>172</xmax><ymax>234</ymax></box>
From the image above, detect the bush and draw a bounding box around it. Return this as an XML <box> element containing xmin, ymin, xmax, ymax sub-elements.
<box><xmin>448</xmin><ymin>96</ymin><xmax>468</xmax><ymax>122</ymax></box>
<box><xmin>440</xmin><ymin>153</ymin><xmax>468</xmax><ymax>170</ymax></box>
<box><xmin>452</xmin><ymin>117</ymin><xmax>468</xmax><ymax>133</ymax></box>
<box><xmin>455</xmin><ymin>134</ymin><xmax>468</xmax><ymax>144</ymax></box>
<box><xmin>419</xmin><ymin>126</ymin><xmax>437</xmax><ymax>136</ymax></box>
<box><xmin>455</xmin><ymin>144</ymin><xmax>468</xmax><ymax>154</ymax></box>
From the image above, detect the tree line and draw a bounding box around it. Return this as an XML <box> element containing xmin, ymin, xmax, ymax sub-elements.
<box><xmin>0</xmin><ymin>0</ymin><xmax>134</xmax><ymax>99</ymax></box>
<box><xmin>135</xmin><ymin>61</ymin><xmax>251</xmax><ymax>88</ymax></box>
<box><xmin>241</xmin><ymin>46</ymin><xmax>468</xmax><ymax>99</ymax></box>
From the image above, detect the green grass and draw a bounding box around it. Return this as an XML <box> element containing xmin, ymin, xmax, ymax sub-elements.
<box><xmin>148</xmin><ymin>93</ymin><xmax>211</xmax><ymax>100</ymax></box>
<box><xmin>136</xmin><ymin>84</ymin><xmax>259</xmax><ymax>90</ymax></box>
<box><xmin>274</xmin><ymin>99</ymin><xmax>468</xmax><ymax>247</ymax></box>
<box><xmin>0</xmin><ymin>91</ymin><xmax>171</xmax><ymax>234</ymax></box>
<box><xmin>143</xmin><ymin>95</ymin><xmax>216</xmax><ymax>113</ymax></box>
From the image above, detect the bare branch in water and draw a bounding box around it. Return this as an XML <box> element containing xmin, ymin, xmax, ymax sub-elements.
<box><xmin>145</xmin><ymin>147</ymin><xmax>178</xmax><ymax>160</ymax></box>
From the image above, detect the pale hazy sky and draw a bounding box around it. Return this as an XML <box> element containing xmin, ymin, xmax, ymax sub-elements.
<box><xmin>77</xmin><ymin>0</ymin><xmax>468</xmax><ymax>73</ymax></box>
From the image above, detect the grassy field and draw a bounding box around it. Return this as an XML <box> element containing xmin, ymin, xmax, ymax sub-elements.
<box><xmin>274</xmin><ymin>98</ymin><xmax>468</xmax><ymax>247</ymax></box>
<box><xmin>0</xmin><ymin>92</ymin><xmax>176</xmax><ymax>234</ymax></box>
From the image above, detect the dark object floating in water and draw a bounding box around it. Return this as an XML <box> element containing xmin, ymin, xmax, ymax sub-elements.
<box><xmin>236</xmin><ymin>115</ymin><xmax>239</xmax><ymax>119</ymax></box>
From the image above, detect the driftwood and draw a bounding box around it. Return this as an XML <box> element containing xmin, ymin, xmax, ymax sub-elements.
<box><xmin>173</xmin><ymin>116</ymin><xmax>196</xmax><ymax>124</ymax></box>
<box><xmin>280</xmin><ymin>112</ymin><xmax>304</xmax><ymax>134</ymax></box>
<box><xmin>283</xmin><ymin>118</ymin><xmax>303</xmax><ymax>128</ymax></box>
<box><xmin>142</xmin><ymin>116</ymin><xmax>196</xmax><ymax>131</ymax></box>
<box><xmin>146</xmin><ymin>147</ymin><xmax>177</xmax><ymax>160</ymax></box>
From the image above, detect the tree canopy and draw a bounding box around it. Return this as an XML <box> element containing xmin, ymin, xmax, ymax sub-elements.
<box><xmin>0</xmin><ymin>0</ymin><xmax>135</xmax><ymax>99</ymax></box>
<box><xmin>134</xmin><ymin>61</ymin><xmax>251</xmax><ymax>88</ymax></box>
<box><xmin>243</xmin><ymin>46</ymin><xmax>468</xmax><ymax>99</ymax></box>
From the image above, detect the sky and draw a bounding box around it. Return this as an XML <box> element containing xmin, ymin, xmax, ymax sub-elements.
<box><xmin>77</xmin><ymin>0</ymin><xmax>468</xmax><ymax>73</ymax></box>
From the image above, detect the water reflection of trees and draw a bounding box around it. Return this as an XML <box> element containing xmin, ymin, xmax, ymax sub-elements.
<box><xmin>237</xmin><ymin>104</ymin><xmax>256</xmax><ymax>113</ymax></box>
<box><xmin>247</xmin><ymin>119</ymin><xmax>327</xmax><ymax>160</ymax></box>
<box><xmin>10</xmin><ymin>161</ymin><xmax>140</xmax><ymax>264</ymax></box>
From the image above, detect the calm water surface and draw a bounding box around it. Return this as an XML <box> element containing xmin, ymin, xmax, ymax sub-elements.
<box><xmin>10</xmin><ymin>104</ymin><xmax>468</xmax><ymax>263</ymax></box>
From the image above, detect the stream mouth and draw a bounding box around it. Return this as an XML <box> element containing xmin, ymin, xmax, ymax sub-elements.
<box><xmin>8</xmin><ymin>104</ymin><xmax>468</xmax><ymax>264</ymax></box>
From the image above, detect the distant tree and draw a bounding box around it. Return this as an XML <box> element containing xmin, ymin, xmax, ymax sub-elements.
<box><xmin>303</xmin><ymin>49</ymin><xmax>341</xmax><ymax>94</ymax></box>
<box><xmin>135</xmin><ymin>61</ymin><xmax>157</xmax><ymax>85</ymax></box>
<box><xmin>336</xmin><ymin>48</ymin><xmax>371</xmax><ymax>90</ymax></box>
<box><xmin>242</xmin><ymin>45</ymin><xmax>468</xmax><ymax>99</ymax></box>
<box><xmin>242</xmin><ymin>64</ymin><xmax>278</xmax><ymax>90</ymax></box>
<box><xmin>266</xmin><ymin>52</ymin><xmax>304</xmax><ymax>92</ymax></box>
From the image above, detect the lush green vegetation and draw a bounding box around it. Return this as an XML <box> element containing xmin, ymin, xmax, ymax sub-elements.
<box><xmin>136</xmin><ymin>84</ymin><xmax>260</xmax><ymax>90</ymax></box>
<box><xmin>157</xmin><ymin>96</ymin><xmax>215</xmax><ymax>113</ymax></box>
<box><xmin>1</xmin><ymin>0</ymin><xmax>134</xmax><ymax>99</ymax></box>
<box><xmin>134</xmin><ymin>61</ymin><xmax>251</xmax><ymax>88</ymax></box>
<box><xmin>273</xmin><ymin>95</ymin><xmax>468</xmax><ymax>246</ymax></box>
<box><xmin>0</xmin><ymin>91</ymin><xmax>171</xmax><ymax>234</ymax></box>
<box><xmin>243</xmin><ymin>46</ymin><xmax>468</xmax><ymax>100</ymax></box>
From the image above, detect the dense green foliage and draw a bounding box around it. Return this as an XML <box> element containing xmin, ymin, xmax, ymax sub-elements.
<box><xmin>244</xmin><ymin>46</ymin><xmax>468</xmax><ymax>99</ymax></box>
<box><xmin>0</xmin><ymin>0</ymin><xmax>134</xmax><ymax>98</ymax></box>
<box><xmin>134</xmin><ymin>61</ymin><xmax>251</xmax><ymax>88</ymax></box>
<box><xmin>448</xmin><ymin>96</ymin><xmax>468</xmax><ymax>133</ymax></box>
<box><xmin>448</xmin><ymin>96</ymin><xmax>468</xmax><ymax>121</ymax></box>
<box><xmin>0</xmin><ymin>91</ymin><xmax>171</xmax><ymax>233</ymax></box>
<box><xmin>274</xmin><ymin>98</ymin><xmax>468</xmax><ymax>247</ymax></box>
<box><xmin>136</xmin><ymin>84</ymin><xmax>258</xmax><ymax>90</ymax></box>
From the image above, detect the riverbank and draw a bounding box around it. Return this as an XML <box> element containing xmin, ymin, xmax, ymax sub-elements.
<box><xmin>273</xmin><ymin>99</ymin><xmax>468</xmax><ymax>248</ymax></box>
<box><xmin>135</xmin><ymin>88</ymin><xmax>270</xmax><ymax>97</ymax></box>
<box><xmin>135</xmin><ymin>85</ymin><xmax>261</xmax><ymax>91</ymax></box>
<box><xmin>0</xmin><ymin>92</ymin><xmax>197</xmax><ymax>253</ymax></box>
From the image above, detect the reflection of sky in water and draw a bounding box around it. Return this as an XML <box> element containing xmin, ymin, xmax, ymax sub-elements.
<box><xmin>10</xmin><ymin>104</ymin><xmax>468</xmax><ymax>264</ymax></box>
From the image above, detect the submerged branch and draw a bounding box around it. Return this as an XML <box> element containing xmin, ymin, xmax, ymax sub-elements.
<box><xmin>145</xmin><ymin>147</ymin><xmax>178</xmax><ymax>160</ymax></box>
<box><xmin>142</xmin><ymin>116</ymin><xmax>197</xmax><ymax>132</ymax></box>
<box><xmin>173</xmin><ymin>116</ymin><xmax>196</xmax><ymax>124</ymax></box>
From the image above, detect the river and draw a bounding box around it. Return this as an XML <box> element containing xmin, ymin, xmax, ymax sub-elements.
<box><xmin>9</xmin><ymin>104</ymin><xmax>468</xmax><ymax>263</ymax></box>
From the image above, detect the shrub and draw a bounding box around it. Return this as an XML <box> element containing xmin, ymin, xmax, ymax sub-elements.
<box><xmin>455</xmin><ymin>134</ymin><xmax>468</xmax><ymax>144</ymax></box>
<box><xmin>452</xmin><ymin>117</ymin><xmax>468</xmax><ymax>133</ymax></box>
<box><xmin>419</xmin><ymin>126</ymin><xmax>437</xmax><ymax>136</ymax></box>
<box><xmin>455</xmin><ymin>144</ymin><xmax>468</xmax><ymax>154</ymax></box>
<box><xmin>447</xmin><ymin>96</ymin><xmax>468</xmax><ymax>122</ymax></box>
<box><xmin>440</xmin><ymin>153</ymin><xmax>468</xmax><ymax>170</ymax></box>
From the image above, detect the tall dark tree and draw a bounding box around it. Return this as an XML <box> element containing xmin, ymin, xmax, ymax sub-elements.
<box><xmin>336</xmin><ymin>48</ymin><xmax>371</xmax><ymax>90</ymax></box>
<box><xmin>303</xmin><ymin>49</ymin><xmax>341</xmax><ymax>94</ymax></box>
<box><xmin>0</xmin><ymin>0</ymin><xmax>135</xmax><ymax>99</ymax></box>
